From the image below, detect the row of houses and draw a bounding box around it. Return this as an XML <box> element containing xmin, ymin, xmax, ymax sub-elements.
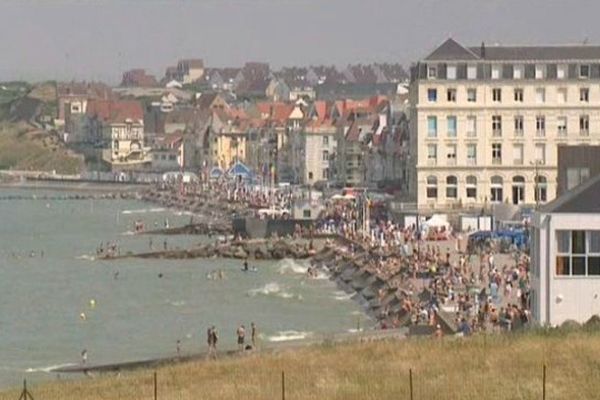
<box><xmin>120</xmin><ymin>61</ymin><xmax>408</xmax><ymax>101</ymax></box>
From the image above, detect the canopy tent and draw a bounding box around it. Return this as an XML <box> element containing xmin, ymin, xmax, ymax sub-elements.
<box><xmin>162</xmin><ymin>171</ymin><xmax>198</xmax><ymax>183</ymax></box>
<box><xmin>422</xmin><ymin>214</ymin><xmax>450</xmax><ymax>230</ymax></box>
<box><xmin>227</xmin><ymin>161</ymin><xmax>254</xmax><ymax>180</ymax></box>
<box><xmin>209</xmin><ymin>167</ymin><xmax>224</xmax><ymax>180</ymax></box>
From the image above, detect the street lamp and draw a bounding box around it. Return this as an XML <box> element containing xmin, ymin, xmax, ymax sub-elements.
<box><xmin>531</xmin><ymin>160</ymin><xmax>545</xmax><ymax>210</ymax></box>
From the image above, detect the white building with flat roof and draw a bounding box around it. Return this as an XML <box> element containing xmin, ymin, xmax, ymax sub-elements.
<box><xmin>531</xmin><ymin>174</ymin><xmax>600</xmax><ymax>326</ymax></box>
<box><xmin>410</xmin><ymin>38</ymin><xmax>600</xmax><ymax>211</ymax></box>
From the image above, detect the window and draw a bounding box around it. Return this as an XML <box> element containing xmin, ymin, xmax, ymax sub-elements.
<box><xmin>535</xmin><ymin>64</ymin><xmax>545</xmax><ymax>79</ymax></box>
<box><xmin>536</xmin><ymin>116</ymin><xmax>545</xmax><ymax>137</ymax></box>
<box><xmin>492</xmin><ymin>115</ymin><xmax>502</xmax><ymax>136</ymax></box>
<box><xmin>513</xmin><ymin>65</ymin><xmax>524</xmax><ymax>79</ymax></box>
<box><xmin>308</xmin><ymin>172</ymin><xmax>313</xmax><ymax>180</ymax></box>
<box><xmin>322</xmin><ymin>150</ymin><xmax>329</xmax><ymax>161</ymax></box>
<box><xmin>491</xmin><ymin>65</ymin><xmax>501</xmax><ymax>79</ymax></box>
<box><xmin>490</xmin><ymin>176</ymin><xmax>503</xmax><ymax>202</ymax></box>
<box><xmin>580</xmin><ymin>115</ymin><xmax>590</xmax><ymax>136</ymax></box>
<box><xmin>535</xmin><ymin>143</ymin><xmax>545</xmax><ymax>164</ymax></box>
<box><xmin>466</xmin><ymin>116</ymin><xmax>477</xmax><ymax>137</ymax></box>
<box><xmin>467</xmin><ymin>65</ymin><xmax>477</xmax><ymax>80</ymax></box>
<box><xmin>535</xmin><ymin>175</ymin><xmax>547</xmax><ymax>203</ymax></box>
<box><xmin>492</xmin><ymin>88</ymin><xmax>502</xmax><ymax>102</ymax></box>
<box><xmin>322</xmin><ymin>169</ymin><xmax>328</xmax><ymax>180</ymax></box>
<box><xmin>447</xmin><ymin>88</ymin><xmax>457</xmax><ymax>102</ymax></box>
<box><xmin>513</xmin><ymin>144</ymin><xmax>524</xmax><ymax>165</ymax></box>
<box><xmin>557</xmin><ymin>64</ymin><xmax>567</xmax><ymax>79</ymax></box>
<box><xmin>580</xmin><ymin>64</ymin><xmax>590</xmax><ymax>79</ymax></box>
<box><xmin>557</xmin><ymin>88</ymin><xmax>567</xmax><ymax>103</ymax></box>
<box><xmin>467</xmin><ymin>144</ymin><xmax>477</xmax><ymax>165</ymax></box>
<box><xmin>447</xmin><ymin>116</ymin><xmax>457</xmax><ymax>137</ymax></box>
<box><xmin>566</xmin><ymin>167</ymin><xmax>590</xmax><ymax>190</ymax></box>
<box><xmin>555</xmin><ymin>230</ymin><xmax>600</xmax><ymax>276</ymax></box>
<box><xmin>514</xmin><ymin>116</ymin><xmax>524</xmax><ymax>136</ymax></box>
<box><xmin>467</xmin><ymin>88</ymin><xmax>477</xmax><ymax>102</ymax></box>
<box><xmin>446</xmin><ymin>176</ymin><xmax>458</xmax><ymax>199</ymax></box>
<box><xmin>426</xmin><ymin>176</ymin><xmax>438</xmax><ymax>198</ymax></box>
<box><xmin>514</xmin><ymin>88</ymin><xmax>523</xmax><ymax>102</ymax></box>
<box><xmin>557</xmin><ymin>116</ymin><xmax>567</xmax><ymax>136</ymax></box>
<box><xmin>303</xmin><ymin>209</ymin><xmax>312</xmax><ymax>218</ymax></box>
<box><xmin>535</xmin><ymin>88</ymin><xmax>546</xmax><ymax>103</ymax></box>
<box><xmin>323</xmin><ymin>136</ymin><xmax>329</xmax><ymax>146</ymax></box>
<box><xmin>428</xmin><ymin>66</ymin><xmax>437</xmax><ymax>79</ymax></box>
<box><xmin>427</xmin><ymin>144</ymin><xmax>437</xmax><ymax>164</ymax></box>
<box><xmin>512</xmin><ymin>176</ymin><xmax>525</xmax><ymax>205</ymax></box>
<box><xmin>427</xmin><ymin>88</ymin><xmax>437</xmax><ymax>102</ymax></box>
<box><xmin>492</xmin><ymin>143</ymin><xmax>502</xmax><ymax>165</ymax></box>
<box><xmin>446</xmin><ymin>144</ymin><xmax>457</xmax><ymax>165</ymax></box>
<box><xmin>580</xmin><ymin>88</ymin><xmax>590</xmax><ymax>102</ymax></box>
<box><xmin>466</xmin><ymin>176</ymin><xmax>477</xmax><ymax>199</ymax></box>
<box><xmin>427</xmin><ymin>116</ymin><xmax>437</xmax><ymax>137</ymax></box>
<box><xmin>447</xmin><ymin>65</ymin><xmax>457</xmax><ymax>80</ymax></box>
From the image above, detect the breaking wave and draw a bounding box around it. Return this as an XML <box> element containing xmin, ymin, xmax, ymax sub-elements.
<box><xmin>26</xmin><ymin>363</ymin><xmax>78</xmax><ymax>373</ymax></box>
<box><xmin>277</xmin><ymin>259</ymin><xmax>308</xmax><ymax>275</ymax></box>
<box><xmin>332</xmin><ymin>291</ymin><xmax>353</xmax><ymax>301</ymax></box>
<box><xmin>267</xmin><ymin>330</ymin><xmax>313</xmax><ymax>342</ymax></box>
<box><xmin>75</xmin><ymin>255</ymin><xmax>96</xmax><ymax>261</ymax></box>
<box><xmin>247</xmin><ymin>282</ymin><xmax>303</xmax><ymax>301</ymax></box>
<box><xmin>121</xmin><ymin>208</ymin><xmax>166</xmax><ymax>215</ymax></box>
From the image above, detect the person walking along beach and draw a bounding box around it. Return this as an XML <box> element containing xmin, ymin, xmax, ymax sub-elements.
<box><xmin>207</xmin><ymin>326</ymin><xmax>218</xmax><ymax>360</ymax></box>
<box><xmin>251</xmin><ymin>322</ymin><xmax>257</xmax><ymax>349</ymax></box>
<box><xmin>237</xmin><ymin>325</ymin><xmax>246</xmax><ymax>351</ymax></box>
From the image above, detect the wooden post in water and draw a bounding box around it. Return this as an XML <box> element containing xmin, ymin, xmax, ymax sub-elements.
<box><xmin>154</xmin><ymin>371</ymin><xmax>157</xmax><ymax>400</ymax></box>
<box><xmin>409</xmin><ymin>369</ymin><xmax>414</xmax><ymax>400</ymax></box>
<box><xmin>542</xmin><ymin>364</ymin><xmax>546</xmax><ymax>400</ymax></box>
<box><xmin>281</xmin><ymin>370</ymin><xmax>285</xmax><ymax>400</ymax></box>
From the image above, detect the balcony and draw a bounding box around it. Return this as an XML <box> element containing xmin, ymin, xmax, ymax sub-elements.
<box><xmin>492</xmin><ymin>129</ymin><xmax>502</xmax><ymax>137</ymax></box>
<box><xmin>467</xmin><ymin>158</ymin><xmax>476</xmax><ymax>166</ymax></box>
<box><xmin>492</xmin><ymin>158</ymin><xmax>502</xmax><ymax>165</ymax></box>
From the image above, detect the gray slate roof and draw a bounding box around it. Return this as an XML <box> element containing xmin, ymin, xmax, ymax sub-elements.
<box><xmin>541</xmin><ymin>173</ymin><xmax>600</xmax><ymax>213</ymax></box>
<box><xmin>425</xmin><ymin>38</ymin><xmax>600</xmax><ymax>62</ymax></box>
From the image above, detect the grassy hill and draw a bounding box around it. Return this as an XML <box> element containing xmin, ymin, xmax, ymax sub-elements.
<box><xmin>0</xmin><ymin>123</ymin><xmax>84</xmax><ymax>174</ymax></box>
<box><xmin>2</xmin><ymin>330</ymin><xmax>600</xmax><ymax>400</ymax></box>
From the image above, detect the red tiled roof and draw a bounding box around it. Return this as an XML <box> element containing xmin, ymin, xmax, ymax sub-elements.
<box><xmin>86</xmin><ymin>100</ymin><xmax>143</xmax><ymax>124</ymax></box>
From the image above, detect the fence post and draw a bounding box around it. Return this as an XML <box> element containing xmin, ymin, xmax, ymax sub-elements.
<box><xmin>281</xmin><ymin>370</ymin><xmax>286</xmax><ymax>400</ymax></box>
<box><xmin>154</xmin><ymin>371</ymin><xmax>157</xmax><ymax>400</ymax></box>
<box><xmin>409</xmin><ymin>369</ymin><xmax>413</xmax><ymax>400</ymax></box>
<box><xmin>542</xmin><ymin>364</ymin><xmax>546</xmax><ymax>400</ymax></box>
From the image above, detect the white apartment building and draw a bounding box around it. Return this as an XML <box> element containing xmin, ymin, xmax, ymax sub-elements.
<box><xmin>303</xmin><ymin>125</ymin><xmax>337</xmax><ymax>185</ymax></box>
<box><xmin>409</xmin><ymin>38</ymin><xmax>600</xmax><ymax>210</ymax></box>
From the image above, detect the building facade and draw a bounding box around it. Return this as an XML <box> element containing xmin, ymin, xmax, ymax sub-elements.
<box><xmin>410</xmin><ymin>38</ymin><xmax>600</xmax><ymax>210</ymax></box>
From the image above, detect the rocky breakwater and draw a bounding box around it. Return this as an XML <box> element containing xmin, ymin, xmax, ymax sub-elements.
<box><xmin>310</xmin><ymin>242</ymin><xmax>412</xmax><ymax>329</ymax></box>
<box><xmin>101</xmin><ymin>238</ymin><xmax>321</xmax><ymax>261</ymax></box>
<box><xmin>140</xmin><ymin>221</ymin><xmax>231</xmax><ymax>236</ymax></box>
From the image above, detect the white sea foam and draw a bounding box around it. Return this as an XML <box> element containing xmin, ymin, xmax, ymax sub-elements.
<box><xmin>121</xmin><ymin>208</ymin><xmax>166</xmax><ymax>215</ymax></box>
<box><xmin>248</xmin><ymin>282</ymin><xmax>303</xmax><ymax>301</ymax></box>
<box><xmin>168</xmin><ymin>300</ymin><xmax>186</xmax><ymax>307</ymax></box>
<box><xmin>277</xmin><ymin>259</ymin><xmax>308</xmax><ymax>275</ymax></box>
<box><xmin>267</xmin><ymin>330</ymin><xmax>313</xmax><ymax>342</ymax></box>
<box><xmin>332</xmin><ymin>291</ymin><xmax>353</xmax><ymax>301</ymax></box>
<box><xmin>75</xmin><ymin>255</ymin><xmax>96</xmax><ymax>261</ymax></box>
<box><xmin>26</xmin><ymin>363</ymin><xmax>78</xmax><ymax>373</ymax></box>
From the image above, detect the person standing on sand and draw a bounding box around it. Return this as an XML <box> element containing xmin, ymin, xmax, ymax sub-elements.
<box><xmin>176</xmin><ymin>340</ymin><xmax>181</xmax><ymax>357</ymax></box>
<box><xmin>207</xmin><ymin>326</ymin><xmax>218</xmax><ymax>360</ymax></box>
<box><xmin>81</xmin><ymin>349</ymin><xmax>88</xmax><ymax>365</ymax></box>
<box><xmin>251</xmin><ymin>322</ymin><xmax>257</xmax><ymax>348</ymax></box>
<box><xmin>237</xmin><ymin>325</ymin><xmax>246</xmax><ymax>351</ymax></box>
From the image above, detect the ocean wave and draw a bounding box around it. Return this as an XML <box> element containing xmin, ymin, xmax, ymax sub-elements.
<box><xmin>277</xmin><ymin>259</ymin><xmax>308</xmax><ymax>275</ymax></box>
<box><xmin>121</xmin><ymin>208</ymin><xmax>166</xmax><ymax>215</ymax></box>
<box><xmin>267</xmin><ymin>330</ymin><xmax>313</xmax><ymax>342</ymax></box>
<box><xmin>26</xmin><ymin>363</ymin><xmax>78</xmax><ymax>373</ymax></box>
<box><xmin>247</xmin><ymin>282</ymin><xmax>303</xmax><ymax>301</ymax></box>
<box><xmin>332</xmin><ymin>291</ymin><xmax>353</xmax><ymax>301</ymax></box>
<box><xmin>167</xmin><ymin>300</ymin><xmax>186</xmax><ymax>307</ymax></box>
<box><xmin>75</xmin><ymin>255</ymin><xmax>96</xmax><ymax>261</ymax></box>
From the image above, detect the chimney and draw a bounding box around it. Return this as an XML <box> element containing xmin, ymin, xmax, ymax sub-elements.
<box><xmin>480</xmin><ymin>42</ymin><xmax>486</xmax><ymax>59</ymax></box>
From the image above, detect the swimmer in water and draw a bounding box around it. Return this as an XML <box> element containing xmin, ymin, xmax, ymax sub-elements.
<box><xmin>243</xmin><ymin>260</ymin><xmax>249</xmax><ymax>271</ymax></box>
<box><xmin>158</xmin><ymin>273</ymin><xmax>164</xmax><ymax>279</ymax></box>
<box><xmin>114</xmin><ymin>271</ymin><xmax>119</xmax><ymax>280</ymax></box>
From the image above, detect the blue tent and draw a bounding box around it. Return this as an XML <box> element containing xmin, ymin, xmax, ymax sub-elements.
<box><xmin>209</xmin><ymin>167</ymin><xmax>224</xmax><ymax>180</ymax></box>
<box><xmin>227</xmin><ymin>161</ymin><xmax>253</xmax><ymax>180</ymax></box>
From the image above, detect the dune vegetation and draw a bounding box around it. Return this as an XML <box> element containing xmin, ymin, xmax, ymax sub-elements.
<box><xmin>2</xmin><ymin>330</ymin><xmax>600</xmax><ymax>400</ymax></box>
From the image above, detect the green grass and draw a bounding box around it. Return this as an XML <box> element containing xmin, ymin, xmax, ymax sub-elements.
<box><xmin>3</xmin><ymin>331</ymin><xmax>600</xmax><ymax>400</ymax></box>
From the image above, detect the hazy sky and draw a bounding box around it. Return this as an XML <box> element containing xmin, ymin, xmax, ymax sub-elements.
<box><xmin>2</xmin><ymin>0</ymin><xmax>600</xmax><ymax>83</ymax></box>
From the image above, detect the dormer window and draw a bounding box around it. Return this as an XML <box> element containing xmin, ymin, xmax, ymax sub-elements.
<box><xmin>428</xmin><ymin>66</ymin><xmax>437</xmax><ymax>79</ymax></box>
<box><xmin>513</xmin><ymin>65</ymin><xmax>524</xmax><ymax>79</ymax></box>
<box><xmin>446</xmin><ymin>65</ymin><xmax>457</xmax><ymax>80</ymax></box>
<box><xmin>535</xmin><ymin>64</ymin><xmax>545</xmax><ymax>79</ymax></box>
<box><xmin>491</xmin><ymin>65</ymin><xmax>501</xmax><ymax>80</ymax></box>
<box><xmin>467</xmin><ymin>65</ymin><xmax>477</xmax><ymax>80</ymax></box>
<box><xmin>580</xmin><ymin>64</ymin><xmax>590</xmax><ymax>79</ymax></box>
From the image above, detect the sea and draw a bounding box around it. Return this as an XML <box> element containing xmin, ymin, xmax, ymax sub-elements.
<box><xmin>0</xmin><ymin>188</ymin><xmax>370</xmax><ymax>389</ymax></box>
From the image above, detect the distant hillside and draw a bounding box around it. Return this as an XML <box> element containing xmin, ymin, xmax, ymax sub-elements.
<box><xmin>0</xmin><ymin>122</ymin><xmax>84</xmax><ymax>174</ymax></box>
